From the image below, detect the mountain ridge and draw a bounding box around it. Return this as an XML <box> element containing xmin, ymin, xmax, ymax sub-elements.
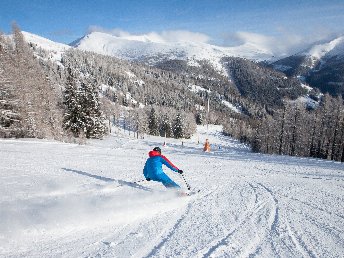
<box><xmin>20</xmin><ymin>30</ymin><xmax>344</xmax><ymax>97</ymax></box>
<box><xmin>272</xmin><ymin>35</ymin><xmax>344</xmax><ymax>96</ymax></box>
<box><xmin>68</xmin><ymin>31</ymin><xmax>276</xmax><ymax>75</ymax></box>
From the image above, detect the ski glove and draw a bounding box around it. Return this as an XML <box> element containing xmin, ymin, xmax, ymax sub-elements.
<box><xmin>178</xmin><ymin>170</ymin><xmax>183</xmax><ymax>174</ymax></box>
<box><xmin>146</xmin><ymin>178</ymin><xmax>151</xmax><ymax>181</ymax></box>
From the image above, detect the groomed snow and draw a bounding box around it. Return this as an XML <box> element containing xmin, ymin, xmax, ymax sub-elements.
<box><xmin>0</xmin><ymin>125</ymin><xmax>343</xmax><ymax>257</ymax></box>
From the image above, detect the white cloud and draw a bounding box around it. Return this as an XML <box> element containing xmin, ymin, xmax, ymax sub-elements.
<box><xmin>223</xmin><ymin>29</ymin><xmax>337</xmax><ymax>57</ymax></box>
<box><xmin>88</xmin><ymin>25</ymin><xmax>340</xmax><ymax>56</ymax></box>
<box><xmin>88</xmin><ymin>26</ymin><xmax>131</xmax><ymax>37</ymax></box>
<box><xmin>234</xmin><ymin>31</ymin><xmax>276</xmax><ymax>53</ymax></box>
<box><xmin>87</xmin><ymin>26</ymin><xmax>210</xmax><ymax>44</ymax></box>
<box><xmin>159</xmin><ymin>30</ymin><xmax>210</xmax><ymax>43</ymax></box>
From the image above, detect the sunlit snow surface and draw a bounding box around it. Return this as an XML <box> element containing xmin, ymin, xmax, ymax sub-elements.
<box><xmin>1</xmin><ymin>125</ymin><xmax>343</xmax><ymax>257</ymax></box>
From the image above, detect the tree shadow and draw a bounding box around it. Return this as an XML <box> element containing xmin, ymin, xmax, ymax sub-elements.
<box><xmin>62</xmin><ymin>168</ymin><xmax>153</xmax><ymax>192</ymax></box>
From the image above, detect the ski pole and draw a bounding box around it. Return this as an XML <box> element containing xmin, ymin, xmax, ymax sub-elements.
<box><xmin>180</xmin><ymin>173</ymin><xmax>191</xmax><ymax>190</ymax></box>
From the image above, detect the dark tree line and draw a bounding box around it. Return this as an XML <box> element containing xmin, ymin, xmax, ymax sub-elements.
<box><xmin>224</xmin><ymin>57</ymin><xmax>306</xmax><ymax>109</ymax></box>
<box><xmin>307</xmin><ymin>56</ymin><xmax>344</xmax><ymax>98</ymax></box>
<box><xmin>272</xmin><ymin>52</ymin><xmax>344</xmax><ymax>98</ymax></box>
<box><xmin>251</xmin><ymin>94</ymin><xmax>344</xmax><ymax>162</ymax></box>
<box><xmin>120</xmin><ymin>106</ymin><xmax>196</xmax><ymax>139</ymax></box>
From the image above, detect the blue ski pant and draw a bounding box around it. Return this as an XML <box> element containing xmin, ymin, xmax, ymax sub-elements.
<box><xmin>152</xmin><ymin>173</ymin><xmax>180</xmax><ymax>188</ymax></box>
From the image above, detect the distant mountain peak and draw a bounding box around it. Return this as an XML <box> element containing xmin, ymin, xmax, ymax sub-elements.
<box><xmin>298</xmin><ymin>36</ymin><xmax>344</xmax><ymax>59</ymax></box>
<box><xmin>68</xmin><ymin>31</ymin><xmax>275</xmax><ymax>75</ymax></box>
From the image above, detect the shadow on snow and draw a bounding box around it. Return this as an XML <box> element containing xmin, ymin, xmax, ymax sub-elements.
<box><xmin>61</xmin><ymin>168</ymin><xmax>153</xmax><ymax>192</ymax></box>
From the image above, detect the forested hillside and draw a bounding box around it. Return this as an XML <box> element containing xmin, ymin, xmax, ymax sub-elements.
<box><xmin>307</xmin><ymin>56</ymin><xmax>344</xmax><ymax>97</ymax></box>
<box><xmin>252</xmin><ymin>94</ymin><xmax>344</xmax><ymax>161</ymax></box>
<box><xmin>0</xmin><ymin>25</ymin><xmax>63</xmax><ymax>139</ymax></box>
<box><xmin>223</xmin><ymin>57</ymin><xmax>306</xmax><ymax>108</ymax></box>
<box><xmin>272</xmin><ymin>36</ymin><xmax>344</xmax><ymax>98</ymax></box>
<box><xmin>1</xmin><ymin>26</ymin><xmax>343</xmax><ymax>162</ymax></box>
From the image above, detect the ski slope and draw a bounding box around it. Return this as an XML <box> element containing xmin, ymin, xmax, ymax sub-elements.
<box><xmin>1</xmin><ymin>125</ymin><xmax>343</xmax><ymax>257</ymax></box>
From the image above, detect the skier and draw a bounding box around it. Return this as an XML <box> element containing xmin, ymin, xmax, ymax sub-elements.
<box><xmin>143</xmin><ymin>147</ymin><xmax>183</xmax><ymax>188</ymax></box>
<box><xmin>203</xmin><ymin>139</ymin><xmax>210</xmax><ymax>152</ymax></box>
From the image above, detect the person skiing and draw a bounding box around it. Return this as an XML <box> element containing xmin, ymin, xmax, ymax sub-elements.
<box><xmin>203</xmin><ymin>139</ymin><xmax>210</xmax><ymax>152</ymax></box>
<box><xmin>143</xmin><ymin>147</ymin><xmax>183</xmax><ymax>188</ymax></box>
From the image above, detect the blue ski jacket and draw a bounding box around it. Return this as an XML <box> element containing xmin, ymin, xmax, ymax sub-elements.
<box><xmin>143</xmin><ymin>150</ymin><xmax>180</xmax><ymax>188</ymax></box>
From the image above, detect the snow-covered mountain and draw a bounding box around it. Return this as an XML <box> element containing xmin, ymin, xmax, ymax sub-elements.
<box><xmin>19</xmin><ymin>30</ymin><xmax>312</xmax><ymax>111</ymax></box>
<box><xmin>272</xmin><ymin>36</ymin><xmax>344</xmax><ymax>96</ymax></box>
<box><xmin>21</xmin><ymin>30</ymin><xmax>275</xmax><ymax>75</ymax></box>
<box><xmin>273</xmin><ymin>36</ymin><xmax>344</xmax><ymax>73</ymax></box>
<box><xmin>70</xmin><ymin>31</ymin><xmax>274</xmax><ymax>72</ymax></box>
<box><xmin>20</xmin><ymin>30</ymin><xmax>343</xmax><ymax>101</ymax></box>
<box><xmin>22</xmin><ymin>31</ymin><xmax>344</xmax><ymax>76</ymax></box>
<box><xmin>19</xmin><ymin>31</ymin><xmax>251</xmax><ymax>115</ymax></box>
<box><xmin>23</xmin><ymin>31</ymin><xmax>70</xmax><ymax>53</ymax></box>
<box><xmin>22</xmin><ymin>31</ymin><xmax>70</xmax><ymax>63</ymax></box>
<box><xmin>305</xmin><ymin>36</ymin><xmax>344</xmax><ymax>61</ymax></box>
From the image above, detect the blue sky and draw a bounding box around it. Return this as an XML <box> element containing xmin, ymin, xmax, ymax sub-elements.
<box><xmin>1</xmin><ymin>0</ymin><xmax>344</xmax><ymax>53</ymax></box>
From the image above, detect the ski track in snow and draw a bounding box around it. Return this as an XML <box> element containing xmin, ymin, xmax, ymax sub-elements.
<box><xmin>0</xmin><ymin>125</ymin><xmax>343</xmax><ymax>257</ymax></box>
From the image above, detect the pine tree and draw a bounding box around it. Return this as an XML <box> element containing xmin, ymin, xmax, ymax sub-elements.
<box><xmin>12</xmin><ymin>23</ymin><xmax>37</xmax><ymax>137</ymax></box>
<box><xmin>160</xmin><ymin>113</ymin><xmax>173</xmax><ymax>138</ymax></box>
<box><xmin>63</xmin><ymin>67</ymin><xmax>84</xmax><ymax>137</ymax></box>
<box><xmin>148</xmin><ymin>107</ymin><xmax>159</xmax><ymax>136</ymax></box>
<box><xmin>184</xmin><ymin>112</ymin><xmax>197</xmax><ymax>139</ymax></box>
<box><xmin>195</xmin><ymin>111</ymin><xmax>204</xmax><ymax>125</ymax></box>
<box><xmin>0</xmin><ymin>32</ymin><xmax>23</xmax><ymax>137</ymax></box>
<box><xmin>8</xmin><ymin>24</ymin><xmax>63</xmax><ymax>139</ymax></box>
<box><xmin>79</xmin><ymin>80</ymin><xmax>106</xmax><ymax>138</ymax></box>
<box><xmin>63</xmin><ymin>68</ymin><xmax>106</xmax><ymax>139</ymax></box>
<box><xmin>277</xmin><ymin>105</ymin><xmax>287</xmax><ymax>155</ymax></box>
<box><xmin>132</xmin><ymin>108</ymin><xmax>148</xmax><ymax>138</ymax></box>
<box><xmin>173</xmin><ymin>113</ymin><xmax>184</xmax><ymax>139</ymax></box>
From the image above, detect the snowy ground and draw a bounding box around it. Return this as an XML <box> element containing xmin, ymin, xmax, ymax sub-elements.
<box><xmin>1</xmin><ymin>125</ymin><xmax>343</xmax><ymax>257</ymax></box>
